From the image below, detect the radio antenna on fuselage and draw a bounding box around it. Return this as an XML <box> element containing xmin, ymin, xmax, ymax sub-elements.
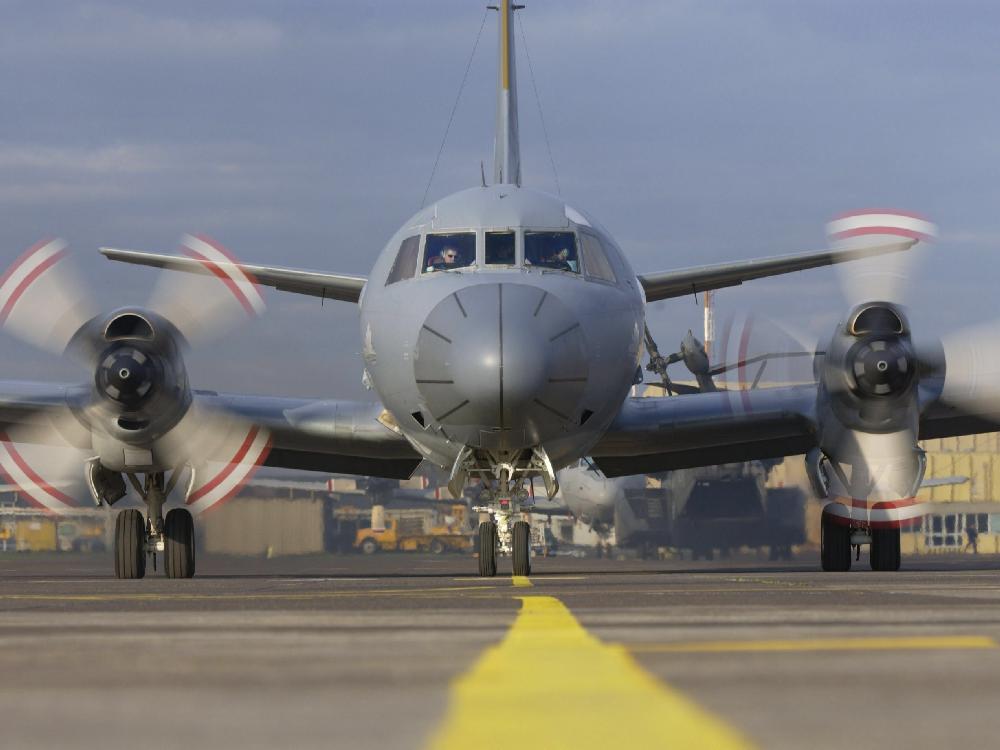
<box><xmin>489</xmin><ymin>0</ymin><xmax>524</xmax><ymax>186</ymax></box>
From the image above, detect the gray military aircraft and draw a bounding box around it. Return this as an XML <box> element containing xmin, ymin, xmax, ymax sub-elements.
<box><xmin>2</xmin><ymin>1</ymin><xmax>997</xmax><ymax>579</ymax></box>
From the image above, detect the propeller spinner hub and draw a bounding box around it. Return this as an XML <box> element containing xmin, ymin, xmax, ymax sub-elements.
<box><xmin>849</xmin><ymin>338</ymin><xmax>913</xmax><ymax>397</ymax></box>
<box><xmin>96</xmin><ymin>344</ymin><xmax>161</xmax><ymax>408</ymax></box>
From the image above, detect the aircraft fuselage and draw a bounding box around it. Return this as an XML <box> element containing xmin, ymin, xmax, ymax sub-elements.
<box><xmin>360</xmin><ymin>185</ymin><xmax>644</xmax><ymax>476</ymax></box>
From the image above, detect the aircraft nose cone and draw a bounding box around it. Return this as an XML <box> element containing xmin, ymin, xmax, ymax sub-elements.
<box><xmin>414</xmin><ymin>283</ymin><xmax>589</xmax><ymax>451</ymax></box>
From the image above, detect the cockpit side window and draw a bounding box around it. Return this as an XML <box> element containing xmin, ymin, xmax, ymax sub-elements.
<box><xmin>423</xmin><ymin>233</ymin><xmax>476</xmax><ymax>273</ymax></box>
<box><xmin>579</xmin><ymin>232</ymin><xmax>617</xmax><ymax>283</ymax></box>
<box><xmin>485</xmin><ymin>231</ymin><xmax>515</xmax><ymax>265</ymax></box>
<box><xmin>385</xmin><ymin>235</ymin><xmax>421</xmax><ymax>285</ymax></box>
<box><xmin>524</xmin><ymin>231</ymin><xmax>579</xmax><ymax>273</ymax></box>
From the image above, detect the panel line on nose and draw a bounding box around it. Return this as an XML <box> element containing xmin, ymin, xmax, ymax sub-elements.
<box><xmin>422</xmin><ymin>324</ymin><xmax>452</xmax><ymax>344</ymax></box>
<box><xmin>549</xmin><ymin>322</ymin><xmax>580</xmax><ymax>343</ymax></box>
<box><xmin>533</xmin><ymin>290</ymin><xmax>548</xmax><ymax>317</ymax></box>
<box><xmin>533</xmin><ymin>398</ymin><xmax>569</xmax><ymax>420</ymax></box>
<box><xmin>435</xmin><ymin>400</ymin><xmax>470</xmax><ymax>422</ymax></box>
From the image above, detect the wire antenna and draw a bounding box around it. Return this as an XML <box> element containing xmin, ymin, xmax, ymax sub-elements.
<box><xmin>421</xmin><ymin>8</ymin><xmax>490</xmax><ymax>208</ymax></box>
<box><xmin>516</xmin><ymin>11</ymin><xmax>561</xmax><ymax>196</ymax></box>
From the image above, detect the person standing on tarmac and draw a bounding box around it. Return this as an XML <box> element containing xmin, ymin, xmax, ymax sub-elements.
<box><xmin>965</xmin><ymin>521</ymin><xmax>980</xmax><ymax>554</ymax></box>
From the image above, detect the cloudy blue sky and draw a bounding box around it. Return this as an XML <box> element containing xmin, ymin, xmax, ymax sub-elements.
<box><xmin>2</xmin><ymin>1</ymin><xmax>998</xmax><ymax>397</ymax></box>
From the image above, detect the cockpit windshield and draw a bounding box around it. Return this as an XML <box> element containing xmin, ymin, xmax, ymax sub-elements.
<box><xmin>485</xmin><ymin>231</ymin><xmax>515</xmax><ymax>265</ymax></box>
<box><xmin>423</xmin><ymin>233</ymin><xmax>476</xmax><ymax>273</ymax></box>
<box><xmin>525</xmin><ymin>231</ymin><xmax>579</xmax><ymax>273</ymax></box>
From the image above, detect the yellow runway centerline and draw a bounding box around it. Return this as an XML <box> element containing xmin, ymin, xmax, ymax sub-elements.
<box><xmin>628</xmin><ymin>635</ymin><xmax>998</xmax><ymax>654</ymax></box>
<box><xmin>511</xmin><ymin>576</ymin><xmax>533</xmax><ymax>587</ymax></box>
<box><xmin>426</xmin><ymin>595</ymin><xmax>753</xmax><ymax>750</ymax></box>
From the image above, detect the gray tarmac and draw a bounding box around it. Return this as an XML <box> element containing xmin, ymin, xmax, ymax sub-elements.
<box><xmin>1</xmin><ymin>551</ymin><xmax>999</xmax><ymax>749</ymax></box>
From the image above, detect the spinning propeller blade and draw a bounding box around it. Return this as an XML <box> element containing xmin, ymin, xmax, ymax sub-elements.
<box><xmin>0</xmin><ymin>235</ymin><xmax>268</xmax><ymax>514</ymax></box>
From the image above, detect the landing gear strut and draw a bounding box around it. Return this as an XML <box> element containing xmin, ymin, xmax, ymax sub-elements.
<box><xmin>454</xmin><ymin>449</ymin><xmax>556</xmax><ymax>578</ymax></box>
<box><xmin>111</xmin><ymin>469</ymin><xmax>196</xmax><ymax>579</ymax></box>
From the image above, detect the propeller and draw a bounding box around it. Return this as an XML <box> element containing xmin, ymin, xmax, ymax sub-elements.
<box><xmin>809</xmin><ymin>210</ymin><xmax>937</xmax><ymax>527</ymax></box>
<box><xmin>0</xmin><ymin>236</ymin><xmax>270</xmax><ymax>516</ymax></box>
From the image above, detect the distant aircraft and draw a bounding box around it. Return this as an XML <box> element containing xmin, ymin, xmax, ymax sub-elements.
<box><xmin>0</xmin><ymin>2</ymin><xmax>993</xmax><ymax>579</ymax></box>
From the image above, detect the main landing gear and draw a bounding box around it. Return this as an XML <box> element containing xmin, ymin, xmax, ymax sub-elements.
<box><xmin>104</xmin><ymin>470</ymin><xmax>196</xmax><ymax>580</ymax></box>
<box><xmin>820</xmin><ymin>501</ymin><xmax>901</xmax><ymax>572</ymax></box>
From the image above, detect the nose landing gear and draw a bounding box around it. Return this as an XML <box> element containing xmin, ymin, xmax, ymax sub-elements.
<box><xmin>474</xmin><ymin>512</ymin><xmax>531</xmax><ymax>578</ymax></box>
<box><xmin>455</xmin><ymin>449</ymin><xmax>556</xmax><ymax>578</ymax></box>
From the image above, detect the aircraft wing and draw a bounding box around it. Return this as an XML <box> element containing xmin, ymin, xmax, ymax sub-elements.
<box><xmin>0</xmin><ymin>383</ymin><xmax>420</xmax><ymax>480</ymax></box>
<box><xmin>637</xmin><ymin>240</ymin><xmax>915</xmax><ymax>303</ymax></box>
<box><xmin>100</xmin><ymin>248</ymin><xmax>367</xmax><ymax>303</ymax></box>
<box><xmin>590</xmin><ymin>387</ymin><xmax>819</xmax><ymax>476</ymax></box>
<box><xmin>200</xmin><ymin>393</ymin><xmax>422</xmax><ymax>479</ymax></box>
<box><xmin>590</xmin><ymin>386</ymin><xmax>1000</xmax><ymax>477</ymax></box>
<box><xmin>0</xmin><ymin>381</ymin><xmax>87</xmax><ymax>445</ymax></box>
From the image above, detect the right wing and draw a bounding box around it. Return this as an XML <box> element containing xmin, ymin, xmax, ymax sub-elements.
<box><xmin>100</xmin><ymin>247</ymin><xmax>367</xmax><ymax>303</ymax></box>
<box><xmin>200</xmin><ymin>393</ymin><xmax>423</xmax><ymax>479</ymax></box>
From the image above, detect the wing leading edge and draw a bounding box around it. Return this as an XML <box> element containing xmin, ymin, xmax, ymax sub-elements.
<box><xmin>638</xmin><ymin>240</ymin><xmax>915</xmax><ymax>303</ymax></box>
<box><xmin>100</xmin><ymin>248</ymin><xmax>367</xmax><ymax>304</ymax></box>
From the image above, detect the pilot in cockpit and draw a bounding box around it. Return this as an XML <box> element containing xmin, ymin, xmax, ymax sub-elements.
<box><xmin>426</xmin><ymin>246</ymin><xmax>462</xmax><ymax>271</ymax></box>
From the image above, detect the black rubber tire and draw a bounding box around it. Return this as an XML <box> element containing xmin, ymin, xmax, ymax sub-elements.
<box><xmin>114</xmin><ymin>509</ymin><xmax>146</xmax><ymax>580</ymax></box>
<box><xmin>429</xmin><ymin>538</ymin><xmax>445</xmax><ymax>555</ymax></box>
<box><xmin>870</xmin><ymin>527</ymin><xmax>901</xmax><ymax>571</ymax></box>
<box><xmin>512</xmin><ymin>521</ymin><xmax>531</xmax><ymax>577</ymax></box>
<box><xmin>478</xmin><ymin>522</ymin><xmax>497</xmax><ymax>577</ymax></box>
<box><xmin>360</xmin><ymin>537</ymin><xmax>378</xmax><ymax>555</ymax></box>
<box><xmin>164</xmin><ymin>508</ymin><xmax>196</xmax><ymax>579</ymax></box>
<box><xmin>820</xmin><ymin>504</ymin><xmax>852</xmax><ymax>572</ymax></box>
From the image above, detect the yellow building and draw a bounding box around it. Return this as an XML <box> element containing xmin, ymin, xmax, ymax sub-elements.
<box><xmin>907</xmin><ymin>433</ymin><xmax>1000</xmax><ymax>554</ymax></box>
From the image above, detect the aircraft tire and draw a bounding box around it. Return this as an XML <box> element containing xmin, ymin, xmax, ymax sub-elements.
<box><xmin>115</xmin><ymin>509</ymin><xmax>146</xmax><ymax>580</ymax></box>
<box><xmin>820</xmin><ymin>505</ymin><xmax>851</xmax><ymax>572</ymax></box>
<box><xmin>478</xmin><ymin>521</ymin><xmax>497</xmax><ymax>577</ymax></box>
<box><xmin>512</xmin><ymin>521</ymin><xmax>531</xmax><ymax>577</ymax></box>
<box><xmin>164</xmin><ymin>508</ymin><xmax>196</xmax><ymax>579</ymax></box>
<box><xmin>870</xmin><ymin>527</ymin><xmax>901</xmax><ymax>571</ymax></box>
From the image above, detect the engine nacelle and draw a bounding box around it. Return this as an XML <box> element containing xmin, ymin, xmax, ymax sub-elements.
<box><xmin>818</xmin><ymin>302</ymin><xmax>918</xmax><ymax>434</ymax></box>
<box><xmin>70</xmin><ymin>308</ymin><xmax>194</xmax><ymax>470</ymax></box>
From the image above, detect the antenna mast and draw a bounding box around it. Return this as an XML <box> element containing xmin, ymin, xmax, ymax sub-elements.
<box><xmin>492</xmin><ymin>1</ymin><xmax>523</xmax><ymax>186</ymax></box>
<box><xmin>703</xmin><ymin>289</ymin><xmax>715</xmax><ymax>363</ymax></box>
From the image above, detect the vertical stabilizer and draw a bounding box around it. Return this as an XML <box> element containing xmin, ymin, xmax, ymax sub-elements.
<box><xmin>493</xmin><ymin>0</ymin><xmax>521</xmax><ymax>186</ymax></box>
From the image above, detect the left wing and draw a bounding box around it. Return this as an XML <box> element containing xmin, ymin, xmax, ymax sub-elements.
<box><xmin>638</xmin><ymin>240</ymin><xmax>915</xmax><ymax>303</ymax></box>
<box><xmin>591</xmin><ymin>387</ymin><xmax>818</xmax><ymax>476</ymax></box>
<box><xmin>590</xmin><ymin>387</ymin><xmax>1000</xmax><ymax>477</ymax></box>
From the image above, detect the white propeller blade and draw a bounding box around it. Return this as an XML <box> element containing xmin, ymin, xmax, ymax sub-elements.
<box><xmin>0</xmin><ymin>239</ymin><xmax>96</xmax><ymax>356</ymax></box>
<box><xmin>828</xmin><ymin>210</ymin><xmax>936</xmax><ymax>307</ymax></box>
<box><xmin>148</xmin><ymin>234</ymin><xmax>266</xmax><ymax>345</ymax></box>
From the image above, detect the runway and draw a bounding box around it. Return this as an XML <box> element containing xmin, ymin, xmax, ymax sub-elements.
<box><xmin>2</xmin><ymin>552</ymin><xmax>1000</xmax><ymax>749</ymax></box>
